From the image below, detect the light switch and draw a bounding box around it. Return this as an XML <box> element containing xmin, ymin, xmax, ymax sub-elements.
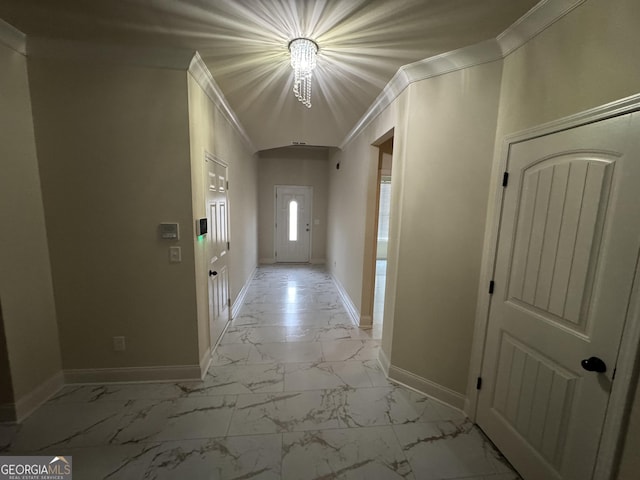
<box><xmin>169</xmin><ymin>246</ymin><xmax>182</xmax><ymax>263</ymax></box>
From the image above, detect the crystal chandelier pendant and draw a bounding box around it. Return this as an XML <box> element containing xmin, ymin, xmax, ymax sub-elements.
<box><xmin>288</xmin><ymin>38</ymin><xmax>318</xmax><ymax>108</ymax></box>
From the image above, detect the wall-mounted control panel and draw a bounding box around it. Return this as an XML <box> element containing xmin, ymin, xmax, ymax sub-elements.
<box><xmin>159</xmin><ymin>222</ymin><xmax>179</xmax><ymax>240</ymax></box>
<box><xmin>197</xmin><ymin>218</ymin><xmax>208</xmax><ymax>236</ymax></box>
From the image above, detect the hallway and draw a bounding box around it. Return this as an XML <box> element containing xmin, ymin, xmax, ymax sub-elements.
<box><xmin>0</xmin><ymin>266</ymin><xmax>519</xmax><ymax>479</ymax></box>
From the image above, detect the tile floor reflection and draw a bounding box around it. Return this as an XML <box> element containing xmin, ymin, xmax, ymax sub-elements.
<box><xmin>0</xmin><ymin>265</ymin><xmax>521</xmax><ymax>479</ymax></box>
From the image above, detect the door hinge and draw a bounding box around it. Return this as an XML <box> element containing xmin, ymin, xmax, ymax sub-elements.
<box><xmin>226</xmin><ymin>180</ymin><xmax>229</xmax><ymax>190</ymax></box>
<box><xmin>502</xmin><ymin>172</ymin><xmax>509</xmax><ymax>187</ymax></box>
<box><xmin>227</xmin><ymin>241</ymin><xmax>230</xmax><ymax>250</ymax></box>
<box><xmin>228</xmin><ymin>298</ymin><xmax>231</xmax><ymax>307</ymax></box>
<box><xmin>489</xmin><ymin>280</ymin><xmax>495</xmax><ymax>294</ymax></box>
<box><xmin>476</xmin><ymin>377</ymin><xmax>482</xmax><ymax>390</ymax></box>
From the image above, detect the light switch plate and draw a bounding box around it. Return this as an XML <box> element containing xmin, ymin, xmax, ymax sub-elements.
<box><xmin>169</xmin><ymin>246</ymin><xmax>182</xmax><ymax>263</ymax></box>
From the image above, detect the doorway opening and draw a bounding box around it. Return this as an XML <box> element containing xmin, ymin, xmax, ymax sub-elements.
<box><xmin>373</xmin><ymin>140</ymin><xmax>393</xmax><ymax>330</ymax></box>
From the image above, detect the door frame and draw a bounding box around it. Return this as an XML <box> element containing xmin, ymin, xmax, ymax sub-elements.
<box><xmin>466</xmin><ymin>93</ymin><xmax>640</xmax><ymax>479</ymax></box>
<box><xmin>273</xmin><ymin>185</ymin><xmax>313</xmax><ymax>263</ymax></box>
<box><xmin>204</xmin><ymin>151</ymin><xmax>231</xmax><ymax>349</ymax></box>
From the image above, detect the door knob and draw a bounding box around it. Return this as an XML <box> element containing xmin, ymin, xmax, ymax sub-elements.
<box><xmin>581</xmin><ymin>356</ymin><xmax>607</xmax><ymax>373</ymax></box>
<box><xmin>209</xmin><ymin>270</ymin><xmax>218</xmax><ymax>277</ymax></box>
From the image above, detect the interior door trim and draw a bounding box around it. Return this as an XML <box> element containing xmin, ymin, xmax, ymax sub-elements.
<box><xmin>466</xmin><ymin>92</ymin><xmax>640</xmax><ymax>480</ymax></box>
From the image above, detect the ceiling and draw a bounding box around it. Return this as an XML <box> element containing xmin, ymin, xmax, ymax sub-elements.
<box><xmin>0</xmin><ymin>0</ymin><xmax>540</xmax><ymax>151</ymax></box>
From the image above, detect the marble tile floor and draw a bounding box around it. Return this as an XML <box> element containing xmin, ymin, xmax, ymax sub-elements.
<box><xmin>0</xmin><ymin>265</ymin><xmax>521</xmax><ymax>480</ymax></box>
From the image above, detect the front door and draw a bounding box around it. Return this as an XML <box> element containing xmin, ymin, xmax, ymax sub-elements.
<box><xmin>477</xmin><ymin>113</ymin><xmax>640</xmax><ymax>479</ymax></box>
<box><xmin>206</xmin><ymin>157</ymin><xmax>230</xmax><ymax>348</ymax></box>
<box><xmin>275</xmin><ymin>185</ymin><xmax>312</xmax><ymax>263</ymax></box>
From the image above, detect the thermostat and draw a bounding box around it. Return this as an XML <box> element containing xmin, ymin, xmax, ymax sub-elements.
<box><xmin>196</xmin><ymin>218</ymin><xmax>208</xmax><ymax>236</ymax></box>
<box><xmin>159</xmin><ymin>222</ymin><xmax>179</xmax><ymax>240</ymax></box>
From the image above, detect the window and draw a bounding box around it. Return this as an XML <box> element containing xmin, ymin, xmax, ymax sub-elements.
<box><xmin>289</xmin><ymin>200</ymin><xmax>298</xmax><ymax>241</ymax></box>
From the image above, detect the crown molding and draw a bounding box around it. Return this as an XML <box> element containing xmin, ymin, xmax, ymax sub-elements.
<box><xmin>340</xmin><ymin>0</ymin><xmax>586</xmax><ymax>150</ymax></box>
<box><xmin>26</xmin><ymin>36</ymin><xmax>194</xmax><ymax>70</ymax></box>
<box><xmin>0</xmin><ymin>18</ymin><xmax>26</xmax><ymax>55</ymax></box>
<box><xmin>188</xmin><ymin>52</ymin><xmax>256</xmax><ymax>153</ymax></box>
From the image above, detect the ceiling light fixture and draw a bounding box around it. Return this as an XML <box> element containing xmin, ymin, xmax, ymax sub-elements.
<box><xmin>288</xmin><ymin>38</ymin><xmax>318</xmax><ymax>108</ymax></box>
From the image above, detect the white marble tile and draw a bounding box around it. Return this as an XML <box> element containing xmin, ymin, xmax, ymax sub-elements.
<box><xmin>210</xmin><ymin>343</ymin><xmax>252</xmax><ymax>366</ymax></box>
<box><xmin>282</xmin><ymin>426</ymin><xmax>414</xmax><ymax>479</ymax></box>
<box><xmin>284</xmin><ymin>361</ymin><xmax>373</xmax><ymax>391</ymax></box>
<box><xmin>7</xmin><ymin>401</ymin><xmax>130</xmax><ymax>452</ymax></box>
<box><xmin>139</xmin><ymin>435</ymin><xmax>282</xmax><ymax>479</ymax></box>
<box><xmin>228</xmin><ymin>390</ymin><xmax>342</xmax><ymax>435</ymax></box>
<box><xmin>62</xmin><ymin>443</ymin><xmax>160</xmax><ymax>479</ymax></box>
<box><xmin>284</xmin><ymin>325</ymin><xmax>354</xmax><ymax>342</ymax></box>
<box><xmin>247</xmin><ymin>342</ymin><xmax>323</xmax><ymax>364</ymax></box>
<box><xmin>338</xmin><ymin>386</ymin><xmax>443</xmax><ymax>428</ymax></box>
<box><xmin>363</xmin><ymin>359</ymin><xmax>395</xmax><ymax>387</ymax></box>
<box><xmin>152</xmin><ymin>396</ymin><xmax>236</xmax><ymax>442</ymax></box>
<box><xmin>47</xmin><ymin>383</ymin><xmax>178</xmax><ymax>404</ymax></box>
<box><xmin>220</xmin><ymin>326</ymin><xmax>287</xmax><ymax>345</ymax></box>
<box><xmin>393</xmin><ymin>419</ymin><xmax>515</xmax><ymax>480</ymax></box>
<box><xmin>175</xmin><ymin>364</ymin><xmax>285</xmax><ymax>395</ymax></box>
<box><xmin>321</xmin><ymin>339</ymin><xmax>379</xmax><ymax>362</ymax></box>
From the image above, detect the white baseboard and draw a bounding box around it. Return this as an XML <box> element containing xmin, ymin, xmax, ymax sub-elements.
<box><xmin>259</xmin><ymin>258</ymin><xmax>275</xmax><ymax>264</ymax></box>
<box><xmin>12</xmin><ymin>371</ymin><xmax>64</xmax><ymax>423</ymax></box>
<box><xmin>388</xmin><ymin>364</ymin><xmax>466</xmax><ymax>410</ymax></box>
<box><xmin>330</xmin><ymin>274</ymin><xmax>360</xmax><ymax>327</ymax></box>
<box><xmin>360</xmin><ymin>314</ymin><xmax>373</xmax><ymax>327</ymax></box>
<box><xmin>310</xmin><ymin>258</ymin><xmax>326</xmax><ymax>265</ymax></box>
<box><xmin>64</xmin><ymin>365</ymin><xmax>201</xmax><ymax>385</ymax></box>
<box><xmin>232</xmin><ymin>265</ymin><xmax>256</xmax><ymax>319</ymax></box>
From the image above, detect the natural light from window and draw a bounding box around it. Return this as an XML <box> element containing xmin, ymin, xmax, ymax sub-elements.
<box><xmin>289</xmin><ymin>200</ymin><xmax>298</xmax><ymax>241</ymax></box>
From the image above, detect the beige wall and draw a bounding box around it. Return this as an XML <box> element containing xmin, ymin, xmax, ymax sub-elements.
<box><xmin>28</xmin><ymin>57</ymin><xmax>199</xmax><ymax>370</ymax></box>
<box><xmin>0</xmin><ymin>302</ymin><xmax>15</xmax><ymax>416</ymax></box>
<box><xmin>391</xmin><ymin>61</ymin><xmax>502</xmax><ymax>394</ymax></box>
<box><xmin>492</xmin><ymin>0</ymin><xmax>640</xmax><ymax>477</ymax></box>
<box><xmin>187</xmin><ymin>73</ymin><xmax>258</xmax><ymax>363</ymax></box>
<box><xmin>258</xmin><ymin>147</ymin><xmax>329</xmax><ymax>263</ymax></box>
<box><xmin>0</xmin><ymin>41</ymin><xmax>62</xmax><ymax>404</ymax></box>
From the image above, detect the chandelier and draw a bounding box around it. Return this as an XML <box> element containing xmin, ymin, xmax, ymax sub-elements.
<box><xmin>288</xmin><ymin>38</ymin><xmax>318</xmax><ymax>108</ymax></box>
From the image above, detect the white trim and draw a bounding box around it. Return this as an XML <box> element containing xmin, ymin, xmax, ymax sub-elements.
<box><xmin>388</xmin><ymin>364</ymin><xmax>466</xmax><ymax>411</ymax></box>
<box><xmin>339</xmin><ymin>0</ymin><xmax>585</xmax><ymax>150</ymax></box>
<box><xmin>359</xmin><ymin>314</ymin><xmax>373</xmax><ymax>327</ymax></box>
<box><xmin>467</xmin><ymin>94</ymin><xmax>640</xmax><ymax>479</ymax></box>
<box><xmin>330</xmin><ymin>273</ymin><xmax>360</xmax><ymax>327</ymax></box>
<box><xmin>259</xmin><ymin>258</ymin><xmax>276</xmax><ymax>264</ymax></box>
<box><xmin>309</xmin><ymin>258</ymin><xmax>326</xmax><ymax>265</ymax></box>
<box><xmin>378</xmin><ymin>348</ymin><xmax>391</xmax><ymax>375</ymax></box>
<box><xmin>188</xmin><ymin>52</ymin><xmax>255</xmax><ymax>153</ymax></box>
<box><xmin>232</xmin><ymin>266</ymin><xmax>257</xmax><ymax>319</ymax></box>
<box><xmin>64</xmin><ymin>365</ymin><xmax>201</xmax><ymax>384</ymax></box>
<box><xmin>0</xmin><ymin>18</ymin><xmax>26</xmax><ymax>55</ymax></box>
<box><xmin>199</xmin><ymin>346</ymin><xmax>212</xmax><ymax>380</ymax></box>
<box><xmin>13</xmin><ymin>371</ymin><xmax>64</xmax><ymax>423</ymax></box>
<box><xmin>26</xmin><ymin>36</ymin><xmax>193</xmax><ymax>70</ymax></box>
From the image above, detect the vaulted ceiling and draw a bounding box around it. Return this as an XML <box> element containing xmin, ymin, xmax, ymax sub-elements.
<box><xmin>0</xmin><ymin>0</ymin><xmax>540</xmax><ymax>151</ymax></box>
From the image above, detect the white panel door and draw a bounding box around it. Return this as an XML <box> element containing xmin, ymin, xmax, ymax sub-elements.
<box><xmin>478</xmin><ymin>113</ymin><xmax>640</xmax><ymax>480</ymax></box>
<box><xmin>275</xmin><ymin>186</ymin><xmax>312</xmax><ymax>263</ymax></box>
<box><xmin>206</xmin><ymin>158</ymin><xmax>230</xmax><ymax>348</ymax></box>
